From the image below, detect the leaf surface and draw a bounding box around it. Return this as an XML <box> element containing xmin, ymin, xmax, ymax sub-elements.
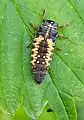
<box><xmin>0</xmin><ymin>0</ymin><xmax>84</xmax><ymax>119</ymax></box>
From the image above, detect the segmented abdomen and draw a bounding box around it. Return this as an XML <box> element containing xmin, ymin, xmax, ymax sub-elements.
<box><xmin>31</xmin><ymin>35</ymin><xmax>54</xmax><ymax>83</ymax></box>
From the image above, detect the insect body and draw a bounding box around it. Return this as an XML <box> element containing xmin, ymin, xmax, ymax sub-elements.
<box><xmin>31</xmin><ymin>20</ymin><xmax>58</xmax><ymax>83</ymax></box>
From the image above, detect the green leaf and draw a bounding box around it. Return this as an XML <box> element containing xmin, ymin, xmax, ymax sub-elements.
<box><xmin>0</xmin><ymin>0</ymin><xmax>84</xmax><ymax>120</ymax></box>
<box><xmin>59</xmin><ymin>91</ymin><xmax>77</xmax><ymax>120</ymax></box>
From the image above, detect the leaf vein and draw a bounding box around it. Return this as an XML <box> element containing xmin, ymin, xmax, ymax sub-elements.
<box><xmin>10</xmin><ymin>0</ymin><xmax>33</xmax><ymax>38</ymax></box>
<box><xmin>68</xmin><ymin>0</ymin><xmax>84</xmax><ymax>24</ymax></box>
<box><xmin>55</xmin><ymin>51</ymin><xmax>84</xmax><ymax>86</ymax></box>
<box><xmin>48</xmin><ymin>73</ymin><xmax>69</xmax><ymax>120</ymax></box>
<box><xmin>19</xmin><ymin>32</ymin><xmax>36</xmax><ymax>116</ymax></box>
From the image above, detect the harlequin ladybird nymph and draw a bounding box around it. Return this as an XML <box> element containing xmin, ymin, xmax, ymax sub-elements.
<box><xmin>31</xmin><ymin>20</ymin><xmax>58</xmax><ymax>83</ymax></box>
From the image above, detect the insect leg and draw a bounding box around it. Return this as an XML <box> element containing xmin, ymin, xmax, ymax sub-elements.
<box><xmin>29</xmin><ymin>21</ymin><xmax>38</xmax><ymax>30</ymax></box>
<box><xmin>58</xmin><ymin>35</ymin><xmax>68</xmax><ymax>39</ymax></box>
<box><xmin>58</xmin><ymin>22</ymin><xmax>71</xmax><ymax>30</ymax></box>
<box><xmin>42</xmin><ymin>9</ymin><xmax>46</xmax><ymax>21</ymax></box>
<box><xmin>55</xmin><ymin>47</ymin><xmax>61</xmax><ymax>51</ymax></box>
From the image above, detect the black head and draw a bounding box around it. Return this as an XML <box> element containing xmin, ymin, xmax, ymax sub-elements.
<box><xmin>43</xmin><ymin>20</ymin><xmax>58</xmax><ymax>28</ymax></box>
<box><xmin>33</xmin><ymin>71</ymin><xmax>46</xmax><ymax>84</ymax></box>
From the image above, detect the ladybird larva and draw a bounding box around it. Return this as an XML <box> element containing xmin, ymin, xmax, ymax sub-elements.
<box><xmin>31</xmin><ymin>20</ymin><xmax>58</xmax><ymax>83</ymax></box>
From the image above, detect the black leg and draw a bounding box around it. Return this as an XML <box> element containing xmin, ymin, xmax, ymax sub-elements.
<box><xmin>58</xmin><ymin>22</ymin><xmax>71</xmax><ymax>30</ymax></box>
<box><xmin>42</xmin><ymin>9</ymin><xmax>46</xmax><ymax>21</ymax></box>
<box><xmin>29</xmin><ymin>9</ymin><xmax>46</xmax><ymax>30</ymax></box>
<box><xmin>29</xmin><ymin>21</ymin><xmax>38</xmax><ymax>30</ymax></box>
<box><xmin>58</xmin><ymin>35</ymin><xmax>68</xmax><ymax>39</ymax></box>
<box><xmin>55</xmin><ymin>47</ymin><xmax>61</xmax><ymax>51</ymax></box>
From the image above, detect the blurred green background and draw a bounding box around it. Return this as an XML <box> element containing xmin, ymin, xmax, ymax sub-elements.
<box><xmin>0</xmin><ymin>101</ymin><xmax>84</xmax><ymax>120</ymax></box>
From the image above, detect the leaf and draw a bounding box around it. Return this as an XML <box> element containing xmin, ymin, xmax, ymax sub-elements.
<box><xmin>46</xmin><ymin>78</ymin><xmax>77</xmax><ymax>120</ymax></box>
<box><xmin>59</xmin><ymin>91</ymin><xmax>77</xmax><ymax>120</ymax></box>
<box><xmin>0</xmin><ymin>0</ymin><xmax>84</xmax><ymax>120</ymax></box>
